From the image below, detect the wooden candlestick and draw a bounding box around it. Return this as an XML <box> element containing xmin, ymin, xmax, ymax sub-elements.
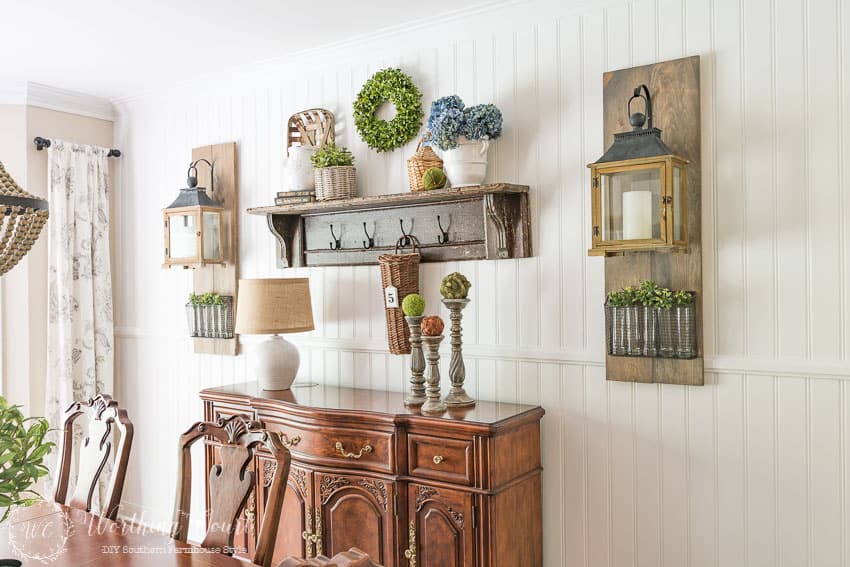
<box><xmin>441</xmin><ymin>298</ymin><xmax>475</xmax><ymax>407</ymax></box>
<box><xmin>420</xmin><ymin>335</ymin><xmax>446</xmax><ymax>414</ymax></box>
<box><xmin>404</xmin><ymin>316</ymin><xmax>426</xmax><ymax>406</ymax></box>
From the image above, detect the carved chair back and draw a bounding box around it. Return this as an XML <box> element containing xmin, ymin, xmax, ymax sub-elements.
<box><xmin>54</xmin><ymin>394</ymin><xmax>134</xmax><ymax>520</ymax></box>
<box><xmin>171</xmin><ymin>415</ymin><xmax>291</xmax><ymax>567</ymax></box>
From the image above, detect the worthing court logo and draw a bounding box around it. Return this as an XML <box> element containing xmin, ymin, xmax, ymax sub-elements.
<box><xmin>7</xmin><ymin>507</ymin><xmax>73</xmax><ymax>563</ymax></box>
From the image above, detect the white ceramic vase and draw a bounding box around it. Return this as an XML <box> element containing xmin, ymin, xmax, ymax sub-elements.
<box><xmin>283</xmin><ymin>145</ymin><xmax>318</xmax><ymax>191</ymax></box>
<box><xmin>442</xmin><ymin>136</ymin><xmax>490</xmax><ymax>187</ymax></box>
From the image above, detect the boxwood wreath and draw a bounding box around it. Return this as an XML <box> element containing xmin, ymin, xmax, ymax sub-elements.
<box><xmin>354</xmin><ymin>68</ymin><xmax>424</xmax><ymax>152</ymax></box>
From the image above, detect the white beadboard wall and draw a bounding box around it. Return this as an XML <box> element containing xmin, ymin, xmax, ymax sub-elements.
<box><xmin>111</xmin><ymin>0</ymin><xmax>850</xmax><ymax>565</ymax></box>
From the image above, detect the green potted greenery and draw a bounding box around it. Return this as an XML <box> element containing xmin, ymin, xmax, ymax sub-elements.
<box><xmin>186</xmin><ymin>292</ymin><xmax>233</xmax><ymax>339</ymax></box>
<box><xmin>0</xmin><ymin>397</ymin><xmax>53</xmax><ymax>538</ymax></box>
<box><xmin>310</xmin><ymin>143</ymin><xmax>356</xmax><ymax>201</ymax></box>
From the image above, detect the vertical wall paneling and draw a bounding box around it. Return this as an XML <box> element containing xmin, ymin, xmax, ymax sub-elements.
<box><xmin>110</xmin><ymin>0</ymin><xmax>850</xmax><ymax>564</ymax></box>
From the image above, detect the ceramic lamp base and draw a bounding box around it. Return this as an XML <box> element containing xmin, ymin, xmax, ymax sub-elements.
<box><xmin>252</xmin><ymin>335</ymin><xmax>300</xmax><ymax>390</ymax></box>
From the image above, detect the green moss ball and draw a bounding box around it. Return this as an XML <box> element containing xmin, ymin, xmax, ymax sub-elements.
<box><xmin>421</xmin><ymin>167</ymin><xmax>447</xmax><ymax>190</ymax></box>
<box><xmin>402</xmin><ymin>293</ymin><xmax>426</xmax><ymax>317</ymax></box>
<box><xmin>440</xmin><ymin>272</ymin><xmax>472</xmax><ymax>299</ymax></box>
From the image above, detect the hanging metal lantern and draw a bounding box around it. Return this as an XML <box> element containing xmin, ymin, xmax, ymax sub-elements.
<box><xmin>0</xmin><ymin>161</ymin><xmax>49</xmax><ymax>276</ymax></box>
<box><xmin>588</xmin><ymin>84</ymin><xmax>689</xmax><ymax>256</ymax></box>
<box><xmin>163</xmin><ymin>159</ymin><xmax>225</xmax><ymax>268</ymax></box>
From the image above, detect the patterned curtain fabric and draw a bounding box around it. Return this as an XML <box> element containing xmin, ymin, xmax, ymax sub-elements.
<box><xmin>45</xmin><ymin>141</ymin><xmax>114</xmax><ymax>505</ymax></box>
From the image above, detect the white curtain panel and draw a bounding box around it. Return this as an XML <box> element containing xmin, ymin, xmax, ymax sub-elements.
<box><xmin>45</xmin><ymin>140</ymin><xmax>114</xmax><ymax>505</ymax></box>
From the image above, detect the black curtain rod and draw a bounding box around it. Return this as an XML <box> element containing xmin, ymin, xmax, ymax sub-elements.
<box><xmin>33</xmin><ymin>137</ymin><xmax>121</xmax><ymax>158</ymax></box>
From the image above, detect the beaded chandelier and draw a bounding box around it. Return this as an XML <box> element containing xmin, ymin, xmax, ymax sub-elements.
<box><xmin>0</xmin><ymin>161</ymin><xmax>49</xmax><ymax>276</ymax></box>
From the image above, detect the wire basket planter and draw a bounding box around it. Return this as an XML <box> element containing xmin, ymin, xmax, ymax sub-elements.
<box><xmin>606</xmin><ymin>302</ymin><xmax>697</xmax><ymax>359</ymax></box>
<box><xmin>186</xmin><ymin>296</ymin><xmax>234</xmax><ymax>339</ymax></box>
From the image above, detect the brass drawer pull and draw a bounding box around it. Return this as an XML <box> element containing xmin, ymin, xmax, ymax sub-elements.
<box><xmin>432</xmin><ymin>455</ymin><xmax>444</xmax><ymax>464</ymax></box>
<box><xmin>335</xmin><ymin>441</ymin><xmax>373</xmax><ymax>459</ymax></box>
<box><xmin>278</xmin><ymin>432</ymin><xmax>302</xmax><ymax>449</ymax></box>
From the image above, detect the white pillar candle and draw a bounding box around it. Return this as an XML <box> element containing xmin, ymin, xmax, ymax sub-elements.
<box><xmin>622</xmin><ymin>191</ymin><xmax>652</xmax><ymax>240</ymax></box>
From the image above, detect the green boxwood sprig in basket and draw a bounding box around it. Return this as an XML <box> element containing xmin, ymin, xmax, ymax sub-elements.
<box><xmin>354</xmin><ymin>68</ymin><xmax>424</xmax><ymax>153</ymax></box>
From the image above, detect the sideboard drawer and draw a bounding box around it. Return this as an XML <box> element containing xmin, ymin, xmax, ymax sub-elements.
<box><xmin>265</xmin><ymin>420</ymin><xmax>395</xmax><ymax>474</ymax></box>
<box><xmin>408</xmin><ymin>434</ymin><xmax>474</xmax><ymax>485</ymax></box>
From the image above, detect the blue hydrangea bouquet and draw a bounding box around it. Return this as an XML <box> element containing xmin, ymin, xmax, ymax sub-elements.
<box><xmin>426</xmin><ymin>95</ymin><xmax>503</xmax><ymax>151</ymax></box>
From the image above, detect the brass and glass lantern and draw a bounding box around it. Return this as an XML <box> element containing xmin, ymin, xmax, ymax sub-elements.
<box><xmin>163</xmin><ymin>159</ymin><xmax>224</xmax><ymax>268</ymax></box>
<box><xmin>588</xmin><ymin>85</ymin><xmax>688</xmax><ymax>256</ymax></box>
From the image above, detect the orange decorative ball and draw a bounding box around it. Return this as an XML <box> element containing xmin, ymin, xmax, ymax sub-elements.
<box><xmin>420</xmin><ymin>316</ymin><xmax>445</xmax><ymax>336</ymax></box>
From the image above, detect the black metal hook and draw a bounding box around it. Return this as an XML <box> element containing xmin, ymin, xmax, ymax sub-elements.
<box><xmin>437</xmin><ymin>215</ymin><xmax>449</xmax><ymax>244</ymax></box>
<box><xmin>362</xmin><ymin>222</ymin><xmax>375</xmax><ymax>249</ymax></box>
<box><xmin>399</xmin><ymin>219</ymin><xmax>413</xmax><ymax>247</ymax></box>
<box><xmin>329</xmin><ymin>224</ymin><xmax>341</xmax><ymax>250</ymax></box>
<box><xmin>627</xmin><ymin>84</ymin><xmax>652</xmax><ymax>130</ymax></box>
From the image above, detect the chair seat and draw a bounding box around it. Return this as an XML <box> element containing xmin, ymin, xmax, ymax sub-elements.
<box><xmin>277</xmin><ymin>547</ymin><xmax>381</xmax><ymax>567</ymax></box>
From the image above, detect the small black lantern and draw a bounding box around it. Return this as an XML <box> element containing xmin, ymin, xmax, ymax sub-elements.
<box><xmin>162</xmin><ymin>159</ymin><xmax>224</xmax><ymax>268</ymax></box>
<box><xmin>588</xmin><ymin>85</ymin><xmax>689</xmax><ymax>256</ymax></box>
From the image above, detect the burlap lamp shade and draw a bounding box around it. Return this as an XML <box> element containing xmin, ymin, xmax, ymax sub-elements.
<box><xmin>235</xmin><ymin>278</ymin><xmax>314</xmax><ymax>390</ymax></box>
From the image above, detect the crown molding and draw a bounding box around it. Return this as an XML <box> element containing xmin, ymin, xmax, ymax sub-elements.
<box><xmin>0</xmin><ymin>81</ymin><xmax>114</xmax><ymax>121</ymax></box>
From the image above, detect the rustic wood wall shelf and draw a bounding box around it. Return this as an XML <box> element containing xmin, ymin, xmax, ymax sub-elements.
<box><xmin>247</xmin><ymin>183</ymin><xmax>532</xmax><ymax>268</ymax></box>
<box><xmin>599</xmin><ymin>56</ymin><xmax>704</xmax><ymax>386</ymax></box>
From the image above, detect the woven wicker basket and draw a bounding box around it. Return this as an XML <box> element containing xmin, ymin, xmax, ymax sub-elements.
<box><xmin>378</xmin><ymin>238</ymin><xmax>421</xmax><ymax>355</ymax></box>
<box><xmin>314</xmin><ymin>166</ymin><xmax>356</xmax><ymax>201</ymax></box>
<box><xmin>407</xmin><ymin>136</ymin><xmax>444</xmax><ymax>192</ymax></box>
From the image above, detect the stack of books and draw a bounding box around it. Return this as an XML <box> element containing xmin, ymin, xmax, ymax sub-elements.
<box><xmin>275</xmin><ymin>189</ymin><xmax>316</xmax><ymax>206</ymax></box>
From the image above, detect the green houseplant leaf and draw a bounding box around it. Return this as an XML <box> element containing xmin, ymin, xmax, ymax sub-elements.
<box><xmin>0</xmin><ymin>396</ymin><xmax>54</xmax><ymax>522</ymax></box>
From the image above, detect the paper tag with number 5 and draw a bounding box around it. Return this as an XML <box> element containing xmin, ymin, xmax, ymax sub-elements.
<box><xmin>385</xmin><ymin>286</ymin><xmax>399</xmax><ymax>308</ymax></box>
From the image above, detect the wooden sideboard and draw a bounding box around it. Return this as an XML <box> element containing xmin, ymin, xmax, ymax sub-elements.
<box><xmin>200</xmin><ymin>383</ymin><xmax>544</xmax><ymax>567</ymax></box>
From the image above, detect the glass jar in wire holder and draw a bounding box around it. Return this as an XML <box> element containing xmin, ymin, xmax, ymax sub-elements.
<box><xmin>605</xmin><ymin>304</ymin><xmax>642</xmax><ymax>356</ymax></box>
<box><xmin>640</xmin><ymin>305</ymin><xmax>659</xmax><ymax>356</ymax></box>
<box><xmin>658</xmin><ymin>302</ymin><xmax>697</xmax><ymax>359</ymax></box>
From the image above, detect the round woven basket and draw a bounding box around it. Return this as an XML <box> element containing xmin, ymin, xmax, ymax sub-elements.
<box><xmin>378</xmin><ymin>238</ymin><xmax>421</xmax><ymax>355</ymax></box>
<box><xmin>314</xmin><ymin>166</ymin><xmax>356</xmax><ymax>201</ymax></box>
<box><xmin>406</xmin><ymin>137</ymin><xmax>443</xmax><ymax>192</ymax></box>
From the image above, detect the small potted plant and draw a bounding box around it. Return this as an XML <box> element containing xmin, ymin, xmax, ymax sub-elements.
<box><xmin>311</xmin><ymin>142</ymin><xmax>356</xmax><ymax>201</ymax></box>
<box><xmin>658</xmin><ymin>290</ymin><xmax>697</xmax><ymax>358</ymax></box>
<box><xmin>0</xmin><ymin>397</ymin><xmax>53</xmax><ymax>529</ymax></box>
<box><xmin>426</xmin><ymin>95</ymin><xmax>503</xmax><ymax>187</ymax></box>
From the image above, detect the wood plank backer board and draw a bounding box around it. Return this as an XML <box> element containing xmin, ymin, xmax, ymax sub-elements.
<box><xmin>601</xmin><ymin>56</ymin><xmax>703</xmax><ymax>385</ymax></box>
<box><xmin>192</xmin><ymin>142</ymin><xmax>239</xmax><ymax>355</ymax></box>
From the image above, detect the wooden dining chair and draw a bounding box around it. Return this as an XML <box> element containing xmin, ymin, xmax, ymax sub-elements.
<box><xmin>54</xmin><ymin>394</ymin><xmax>134</xmax><ymax>520</ymax></box>
<box><xmin>171</xmin><ymin>414</ymin><xmax>291</xmax><ymax>567</ymax></box>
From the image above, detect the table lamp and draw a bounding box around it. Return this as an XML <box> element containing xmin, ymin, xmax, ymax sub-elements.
<box><xmin>235</xmin><ymin>278</ymin><xmax>315</xmax><ymax>390</ymax></box>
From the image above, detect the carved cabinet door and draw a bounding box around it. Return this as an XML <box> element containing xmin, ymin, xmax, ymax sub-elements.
<box><xmin>314</xmin><ymin>472</ymin><xmax>396</xmax><ymax>567</ymax></box>
<box><xmin>256</xmin><ymin>457</ymin><xmax>314</xmax><ymax>565</ymax></box>
<box><xmin>406</xmin><ymin>483</ymin><xmax>474</xmax><ymax>567</ymax></box>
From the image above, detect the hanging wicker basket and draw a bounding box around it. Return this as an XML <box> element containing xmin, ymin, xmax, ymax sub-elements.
<box><xmin>406</xmin><ymin>135</ymin><xmax>443</xmax><ymax>192</ymax></box>
<box><xmin>314</xmin><ymin>165</ymin><xmax>356</xmax><ymax>201</ymax></box>
<box><xmin>378</xmin><ymin>237</ymin><xmax>421</xmax><ymax>354</ymax></box>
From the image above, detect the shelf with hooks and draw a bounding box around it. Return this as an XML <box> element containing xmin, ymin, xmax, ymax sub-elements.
<box><xmin>247</xmin><ymin>183</ymin><xmax>532</xmax><ymax>268</ymax></box>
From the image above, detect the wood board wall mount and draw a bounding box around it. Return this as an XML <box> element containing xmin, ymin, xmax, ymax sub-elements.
<box><xmin>599</xmin><ymin>56</ymin><xmax>703</xmax><ymax>385</ymax></box>
<box><xmin>192</xmin><ymin>142</ymin><xmax>239</xmax><ymax>356</ymax></box>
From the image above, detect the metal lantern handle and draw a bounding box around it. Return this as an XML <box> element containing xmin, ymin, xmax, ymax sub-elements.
<box><xmin>627</xmin><ymin>84</ymin><xmax>653</xmax><ymax>130</ymax></box>
<box><xmin>186</xmin><ymin>158</ymin><xmax>215</xmax><ymax>193</ymax></box>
